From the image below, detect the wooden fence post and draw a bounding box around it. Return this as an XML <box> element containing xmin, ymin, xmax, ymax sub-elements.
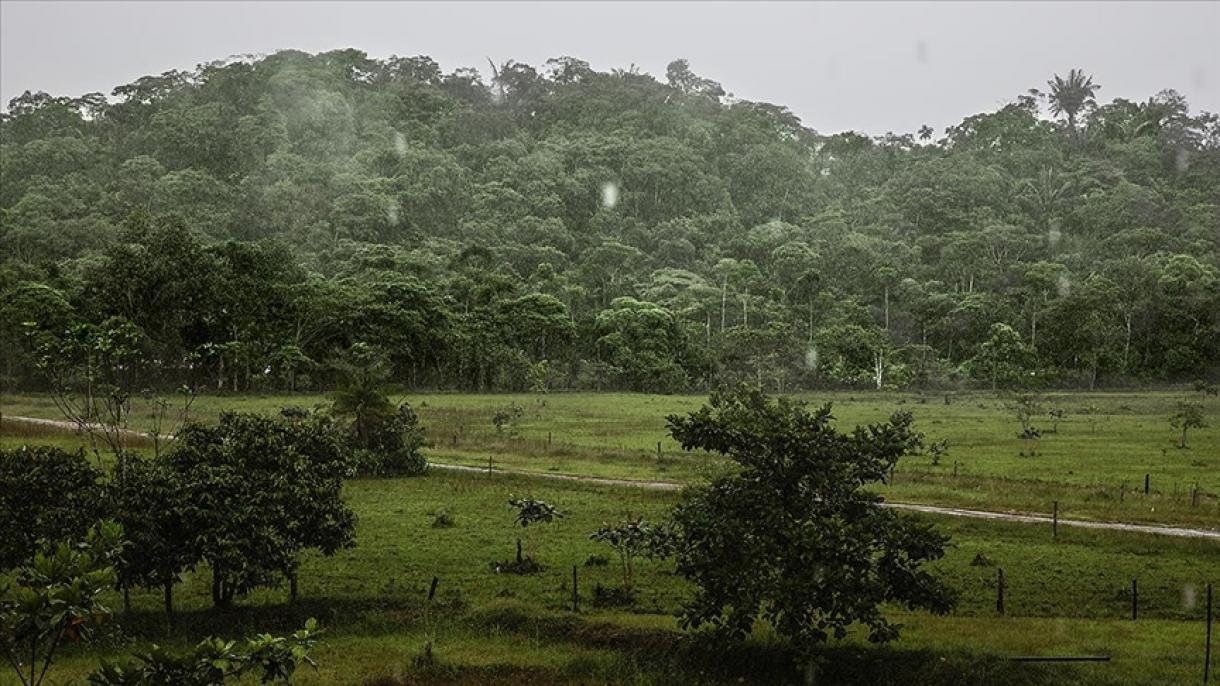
<box><xmin>657</xmin><ymin>441</ymin><xmax>662</xmax><ymax>460</ymax></box>
<box><xmin>1145</xmin><ymin>473</ymin><xmax>1151</xmax><ymax>495</ymax></box>
<box><xmin>1052</xmin><ymin>501</ymin><xmax>1059</xmax><ymax>539</ymax></box>
<box><xmin>548</xmin><ymin>431</ymin><xmax>552</xmax><ymax>449</ymax></box>
<box><xmin>428</xmin><ymin>576</ymin><xmax>439</xmax><ymax>602</ymax></box>
<box><xmin>1205</xmin><ymin>582</ymin><xmax>1213</xmax><ymax>684</ymax></box>
<box><xmin>1132</xmin><ymin>579</ymin><xmax>1138</xmax><ymax>621</ymax></box>
<box><xmin>997</xmin><ymin>568</ymin><xmax>1006</xmax><ymax>616</ymax></box>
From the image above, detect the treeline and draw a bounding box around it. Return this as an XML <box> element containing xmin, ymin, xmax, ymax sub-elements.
<box><xmin>2</xmin><ymin>51</ymin><xmax>1218</xmax><ymax>392</ymax></box>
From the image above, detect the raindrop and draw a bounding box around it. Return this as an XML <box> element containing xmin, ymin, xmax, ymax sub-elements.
<box><xmin>1056</xmin><ymin>273</ymin><xmax>1071</xmax><ymax>297</ymax></box>
<box><xmin>1183</xmin><ymin>583</ymin><xmax>1197</xmax><ymax>610</ymax></box>
<box><xmin>804</xmin><ymin>346</ymin><xmax>819</xmax><ymax>370</ymax></box>
<box><xmin>393</xmin><ymin>131</ymin><xmax>407</xmax><ymax>158</ymax></box>
<box><xmin>1047</xmin><ymin>221</ymin><xmax>1062</xmax><ymax>249</ymax></box>
<box><xmin>601</xmin><ymin>182</ymin><xmax>619</xmax><ymax>209</ymax></box>
<box><xmin>1175</xmin><ymin>148</ymin><xmax>1191</xmax><ymax>173</ymax></box>
<box><xmin>386</xmin><ymin>202</ymin><xmax>400</xmax><ymax>227</ymax></box>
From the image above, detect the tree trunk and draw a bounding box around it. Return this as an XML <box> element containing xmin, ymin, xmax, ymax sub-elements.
<box><xmin>164</xmin><ymin>581</ymin><xmax>174</xmax><ymax>620</ymax></box>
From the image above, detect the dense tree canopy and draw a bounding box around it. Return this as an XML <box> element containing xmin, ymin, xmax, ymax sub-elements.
<box><xmin>3</xmin><ymin>51</ymin><xmax>1218</xmax><ymax>391</ymax></box>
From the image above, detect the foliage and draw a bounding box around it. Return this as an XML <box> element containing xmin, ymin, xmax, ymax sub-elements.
<box><xmin>6</xmin><ymin>55</ymin><xmax>1214</xmax><ymax>393</ymax></box>
<box><xmin>0</xmin><ymin>446</ymin><xmax>105</xmax><ymax>570</ymax></box>
<box><xmin>88</xmin><ymin>618</ymin><xmax>321</xmax><ymax>685</ymax></box>
<box><xmin>589</xmin><ymin>517</ymin><xmax>677</xmax><ymax>590</ymax></box>
<box><xmin>169</xmin><ymin>413</ymin><xmax>356</xmax><ymax>606</ymax></box>
<box><xmin>666</xmin><ymin>387</ymin><xmax>955</xmax><ymax>647</ymax></box>
<box><xmin>350</xmin><ymin>403</ymin><xmax>428</xmax><ymax>477</ymax></box>
<box><xmin>509</xmin><ymin>498</ymin><xmax>563</xmax><ymax>527</ymax></box>
<box><xmin>1169</xmin><ymin>401</ymin><xmax>1207</xmax><ymax>448</ymax></box>
<box><xmin>0</xmin><ymin>521</ymin><xmax>123</xmax><ymax>686</ymax></box>
<box><xmin>106</xmin><ymin>454</ymin><xmax>195</xmax><ymax>616</ymax></box>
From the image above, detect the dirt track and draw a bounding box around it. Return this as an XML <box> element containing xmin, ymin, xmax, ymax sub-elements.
<box><xmin>7</xmin><ymin>414</ymin><xmax>1219</xmax><ymax>541</ymax></box>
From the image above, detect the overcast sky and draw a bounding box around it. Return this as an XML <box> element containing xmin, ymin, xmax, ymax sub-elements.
<box><xmin>2</xmin><ymin>1</ymin><xmax>1217</xmax><ymax>135</ymax></box>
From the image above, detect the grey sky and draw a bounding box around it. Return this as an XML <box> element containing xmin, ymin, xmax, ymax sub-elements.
<box><xmin>2</xmin><ymin>1</ymin><xmax>1217</xmax><ymax>135</ymax></box>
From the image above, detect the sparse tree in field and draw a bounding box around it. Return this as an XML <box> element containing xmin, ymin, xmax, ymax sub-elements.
<box><xmin>1169</xmin><ymin>401</ymin><xmax>1207</xmax><ymax>449</ymax></box>
<box><xmin>493</xmin><ymin>402</ymin><xmax>524</xmax><ymax>435</ymax></box>
<box><xmin>1</xmin><ymin>522</ymin><xmax>123</xmax><ymax>686</ymax></box>
<box><xmin>1193</xmin><ymin>380</ymin><xmax>1219</xmax><ymax>397</ymax></box>
<box><xmin>25</xmin><ymin>317</ymin><xmax>145</xmax><ymax>471</ymax></box>
<box><xmin>507</xmin><ymin>498</ymin><xmax>562</xmax><ymax>567</ymax></box>
<box><xmin>1047</xmin><ymin>408</ymin><xmax>1066</xmax><ymax>433</ymax></box>
<box><xmin>589</xmin><ymin>517</ymin><xmax>678</xmax><ymax>592</ymax></box>
<box><xmin>666</xmin><ymin>387</ymin><xmax>954</xmax><ymax>649</ymax></box>
<box><xmin>927</xmin><ymin>439</ymin><xmax>949</xmax><ymax>466</ymax></box>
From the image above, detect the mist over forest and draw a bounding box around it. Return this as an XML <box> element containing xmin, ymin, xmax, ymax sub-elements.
<box><xmin>3</xmin><ymin>49</ymin><xmax>1218</xmax><ymax>393</ymax></box>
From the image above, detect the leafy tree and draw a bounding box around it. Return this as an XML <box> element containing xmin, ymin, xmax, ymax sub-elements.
<box><xmin>666</xmin><ymin>388</ymin><xmax>954</xmax><ymax>648</ymax></box>
<box><xmin>107</xmin><ymin>455</ymin><xmax>195</xmax><ymax>618</ymax></box>
<box><xmin>968</xmin><ymin>323</ymin><xmax>1032</xmax><ymax>391</ymax></box>
<box><xmin>1169</xmin><ymin>401</ymin><xmax>1207</xmax><ymax>449</ymax></box>
<box><xmin>0</xmin><ymin>446</ymin><xmax>105</xmax><ymax>570</ymax></box>
<box><xmin>506</xmin><ymin>498</ymin><xmax>563</xmax><ymax>568</ymax></box>
<box><xmin>170</xmin><ymin>413</ymin><xmax>355</xmax><ymax>606</ymax></box>
<box><xmin>1</xmin><ymin>521</ymin><xmax>123</xmax><ymax>686</ymax></box>
<box><xmin>589</xmin><ymin>517</ymin><xmax>676</xmax><ymax>592</ymax></box>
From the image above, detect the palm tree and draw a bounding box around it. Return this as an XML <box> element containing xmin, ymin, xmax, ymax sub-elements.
<box><xmin>1047</xmin><ymin>69</ymin><xmax>1100</xmax><ymax>139</ymax></box>
<box><xmin>330</xmin><ymin>344</ymin><xmax>395</xmax><ymax>449</ymax></box>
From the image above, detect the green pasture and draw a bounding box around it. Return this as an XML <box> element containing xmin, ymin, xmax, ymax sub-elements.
<box><xmin>5</xmin><ymin>389</ymin><xmax>1218</xmax><ymax>528</ymax></box>
<box><xmin>1</xmin><ymin>461</ymin><xmax>1215</xmax><ymax>685</ymax></box>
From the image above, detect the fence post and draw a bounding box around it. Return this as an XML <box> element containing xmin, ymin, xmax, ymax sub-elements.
<box><xmin>428</xmin><ymin>576</ymin><xmax>439</xmax><ymax>603</ymax></box>
<box><xmin>1205</xmin><ymin>582</ymin><xmax>1213</xmax><ymax>684</ymax></box>
<box><xmin>997</xmin><ymin>568</ymin><xmax>1006</xmax><ymax>616</ymax></box>
<box><xmin>548</xmin><ymin>431</ymin><xmax>552</xmax><ymax>449</ymax></box>
<box><xmin>1132</xmin><ymin>579</ymin><xmax>1138</xmax><ymax>621</ymax></box>
<box><xmin>1145</xmin><ymin>473</ymin><xmax>1151</xmax><ymax>495</ymax></box>
<box><xmin>488</xmin><ymin>455</ymin><xmax>493</xmax><ymax>474</ymax></box>
<box><xmin>1193</xmin><ymin>485</ymin><xmax>1201</xmax><ymax>508</ymax></box>
<box><xmin>953</xmin><ymin>461</ymin><xmax>958</xmax><ymax>478</ymax></box>
<box><xmin>657</xmin><ymin>441</ymin><xmax>662</xmax><ymax>460</ymax></box>
<box><xmin>1052</xmin><ymin>501</ymin><xmax>1059</xmax><ymax>539</ymax></box>
<box><xmin>572</xmin><ymin>566</ymin><xmax>579</xmax><ymax>613</ymax></box>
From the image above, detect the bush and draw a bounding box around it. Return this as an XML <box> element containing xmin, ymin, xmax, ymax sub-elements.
<box><xmin>592</xmin><ymin>583</ymin><xmax>636</xmax><ymax>607</ymax></box>
<box><xmin>431</xmin><ymin>509</ymin><xmax>456</xmax><ymax>529</ymax></box>
<box><xmin>0</xmin><ymin>445</ymin><xmax>105</xmax><ymax>569</ymax></box>
<box><xmin>351</xmin><ymin>403</ymin><xmax>427</xmax><ymax>477</ymax></box>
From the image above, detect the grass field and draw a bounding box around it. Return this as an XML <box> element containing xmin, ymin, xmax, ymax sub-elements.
<box><xmin>5</xmin><ymin>389</ymin><xmax>1219</xmax><ymax>528</ymax></box>
<box><xmin>0</xmin><ymin>461</ymin><xmax>1215</xmax><ymax>685</ymax></box>
<box><xmin>2</xmin><ymin>390</ymin><xmax>1218</xmax><ymax>684</ymax></box>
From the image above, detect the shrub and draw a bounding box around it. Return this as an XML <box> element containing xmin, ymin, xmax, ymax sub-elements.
<box><xmin>431</xmin><ymin>509</ymin><xmax>456</xmax><ymax>529</ymax></box>
<box><xmin>0</xmin><ymin>445</ymin><xmax>105</xmax><ymax>569</ymax></box>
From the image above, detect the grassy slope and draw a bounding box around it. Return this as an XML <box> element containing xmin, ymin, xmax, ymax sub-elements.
<box><xmin>6</xmin><ymin>389</ymin><xmax>1219</xmax><ymax>527</ymax></box>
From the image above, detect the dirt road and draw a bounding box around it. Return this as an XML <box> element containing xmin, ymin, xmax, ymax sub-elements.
<box><xmin>7</xmin><ymin>415</ymin><xmax>1219</xmax><ymax>541</ymax></box>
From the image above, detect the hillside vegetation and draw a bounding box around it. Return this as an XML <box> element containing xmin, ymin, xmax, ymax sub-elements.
<box><xmin>2</xmin><ymin>52</ymin><xmax>1218</xmax><ymax>392</ymax></box>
